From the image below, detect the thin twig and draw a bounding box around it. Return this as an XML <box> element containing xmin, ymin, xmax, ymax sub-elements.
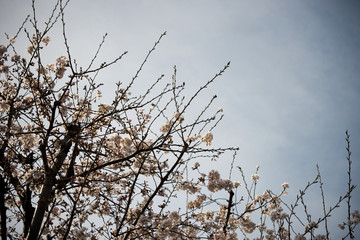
<box><xmin>317</xmin><ymin>164</ymin><xmax>329</xmax><ymax>240</ymax></box>
<box><xmin>345</xmin><ymin>130</ymin><xmax>354</xmax><ymax>239</ymax></box>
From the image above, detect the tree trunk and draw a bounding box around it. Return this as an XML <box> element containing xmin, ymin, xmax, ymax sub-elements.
<box><xmin>26</xmin><ymin>134</ymin><xmax>73</xmax><ymax>240</ymax></box>
<box><xmin>0</xmin><ymin>176</ymin><xmax>7</xmax><ymax>240</ymax></box>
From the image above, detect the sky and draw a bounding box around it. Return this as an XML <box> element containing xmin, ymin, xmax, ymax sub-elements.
<box><xmin>1</xmin><ymin>0</ymin><xmax>360</xmax><ymax>238</ymax></box>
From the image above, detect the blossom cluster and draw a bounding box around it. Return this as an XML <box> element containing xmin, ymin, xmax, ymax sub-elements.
<box><xmin>207</xmin><ymin>170</ymin><xmax>234</xmax><ymax>192</ymax></box>
<box><xmin>201</xmin><ymin>131</ymin><xmax>213</xmax><ymax>146</ymax></box>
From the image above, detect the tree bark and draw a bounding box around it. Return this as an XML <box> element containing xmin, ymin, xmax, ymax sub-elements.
<box><xmin>23</xmin><ymin>185</ymin><xmax>35</xmax><ymax>237</ymax></box>
<box><xmin>0</xmin><ymin>176</ymin><xmax>7</xmax><ymax>240</ymax></box>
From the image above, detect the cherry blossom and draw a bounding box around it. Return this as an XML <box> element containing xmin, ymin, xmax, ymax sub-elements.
<box><xmin>0</xmin><ymin>1</ymin><xmax>358</xmax><ymax>240</ymax></box>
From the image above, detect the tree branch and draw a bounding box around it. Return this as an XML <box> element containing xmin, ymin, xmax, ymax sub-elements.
<box><xmin>223</xmin><ymin>190</ymin><xmax>234</xmax><ymax>235</ymax></box>
<box><xmin>121</xmin><ymin>142</ymin><xmax>188</xmax><ymax>239</ymax></box>
<box><xmin>26</xmin><ymin>128</ymin><xmax>77</xmax><ymax>240</ymax></box>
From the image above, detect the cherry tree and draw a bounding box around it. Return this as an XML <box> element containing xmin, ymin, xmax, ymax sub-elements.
<box><xmin>0</xmin><ymin>1</ymin><xmax>358</xmax><ymax>240</ymax></box>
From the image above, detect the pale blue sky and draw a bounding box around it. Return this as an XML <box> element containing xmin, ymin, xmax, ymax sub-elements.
<box><xmin>1</xmin><ymin>0</ymin><xmax>359</xmax><ymax>238</ymax></box>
